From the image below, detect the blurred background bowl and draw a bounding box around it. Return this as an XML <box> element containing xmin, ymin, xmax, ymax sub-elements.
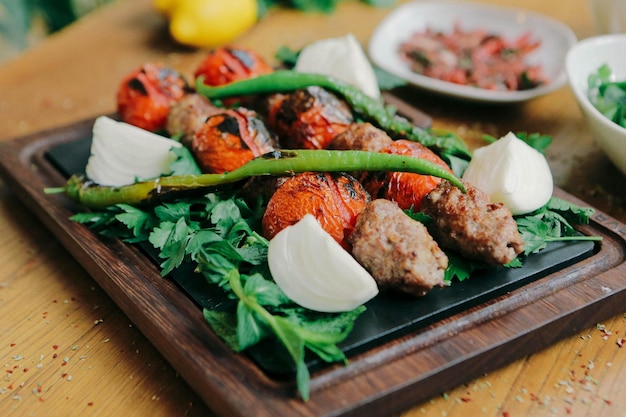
<box><xmin>369</xmin><ymin>0</ymin><xmax>577</xmax><ymax>103</ymax></box>
<box><xmin>566</xmin><ymin>34</ymin><xmax>626</xmax><ymax>176</ymax></box>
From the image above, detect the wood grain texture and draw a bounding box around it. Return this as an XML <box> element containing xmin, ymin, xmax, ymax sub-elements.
<box><xmin>0</xmin><ymin>115</ymin><xmax>624</xmax><ymax>417</ymax></box>
<box><xmin>0</xmin><ymin>1</ymin><xmax>625</xmax><ymax>417</ymax></box>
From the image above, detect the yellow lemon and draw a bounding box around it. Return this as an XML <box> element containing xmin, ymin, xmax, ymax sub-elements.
<box><xmin>163</xmin><ymin>0</ymin><xmax>258</xmax><ymax>48</ymax></box>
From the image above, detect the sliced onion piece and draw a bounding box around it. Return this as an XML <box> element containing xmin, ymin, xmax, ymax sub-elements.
<box><xmin>267</xmin><ymin>214</ymin><xmax>379</xmax><ymax>313</ymax></box>
<box><xmin>85</xmin><ymin>116</ymin><xmax>182</xmax><ymax>186</ymax></box>
<box><xmin>462</xmin><ymin>132</ymin><xmax>553</xmax><ymax>215</ymax></box>
<box><xmin>295</xmin><ymin>34</ymin><xmax>381</xmax><ymax>100</ymax></box>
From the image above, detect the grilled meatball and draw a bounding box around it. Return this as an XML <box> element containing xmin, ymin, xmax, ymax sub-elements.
<box><xmin>360</xmin><ymin>139</ymin><xmax>453</xmax><ymax>211</ymax></box>
<box><xmin>262</xmin><ymin>172</ymin><xmax>370</xmax><ymax>248</ymax></box>
<box><xmin>191</xmin><ymin>108</ymin><xmax>277</xmax><ymax>174</ymax></box>
<box><xmin>421</xmin><ymin>180</ymin><xmax>524</xmax><ymax>266</ymax></box>
<box><xmin>349</xmin><ymin>199</ymin><xmax>447</xmax><ymax>297</ymax></box>
<box><xmin>166</xmin><ymin>93</ymin><xmax>222</xmax><ymax>147</ymax></box>
<box><xmin>265</xmin><ymin>86</ymin><xmax>354</xmax><ymax>149</ymax></box>
<box><xmin>328</xmin><ymin>122</ymin><xmax>393</xmax><ymax>152</ymax></box>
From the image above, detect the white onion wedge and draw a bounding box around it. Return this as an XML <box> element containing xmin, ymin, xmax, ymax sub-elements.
<box><xmin>462</xmin><ymin>132</ymin><xmax>553</xmax><ymax>215</ymax></box>
<box><xmin>267</xmin><ymin>215</ymin><xmax>379</xmax><ymax>313</ymax></box>
<box><xmin>85</xmin><ymin>116</ymin><xmax>182</xmax><ymax>186</ymax></box>
<box><xmin>295</xmin><ymin>34</ymin><xmax>381</xmax><ymax>99</ymax></box>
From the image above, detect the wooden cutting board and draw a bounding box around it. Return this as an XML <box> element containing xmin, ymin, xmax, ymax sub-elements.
<box><xmin>0</xmin><ymin>117</ymin><xmax>625</xmax><ymax>417</ymax></box>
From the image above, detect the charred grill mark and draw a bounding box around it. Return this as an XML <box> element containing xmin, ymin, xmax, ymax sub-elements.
<box><xmin>229</xmin><ymin>47</ymin><xmax>256</xmax><ymax>69</ymax></box>
<box><xmin>128</xmin><ymin>78</ymin><xmax>148</xmax><ymax>95</ymax></box>
<box><xmin>216</xmin><ymin>115</ymin><xmax>242</xmax><ymax>136</ymax></box>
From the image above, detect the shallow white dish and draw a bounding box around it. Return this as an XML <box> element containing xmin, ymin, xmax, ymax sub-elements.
<box><xmin>368</xmin><ymin>0</ymin><xmax>577</xmax><ymax>103</ymax></box>
<box><xmin>566</xmin><ymin>34</ymin><xmax>626</xmax><ymax>176</ymax></box>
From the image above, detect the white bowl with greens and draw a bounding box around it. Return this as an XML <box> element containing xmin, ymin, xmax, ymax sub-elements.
<box><xmin>566</xmin><ymin>34</ymin><xmax>626</xmax><ymax>175</ymax></box>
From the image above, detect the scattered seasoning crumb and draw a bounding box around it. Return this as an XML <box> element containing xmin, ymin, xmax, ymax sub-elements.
<box><xmin>617</xmin><ymin>338</ymin><xmax>624</xmax><ymax>348</ymax></box>
<box><xmin>87</xmin><ymin>402</ymin><xmax>94</xmax><ymax>406</ymax></box>
<box><xmin>94</xmin><ymin>319</ymin><xmax>103</xmax><ymax>325</ymax></box>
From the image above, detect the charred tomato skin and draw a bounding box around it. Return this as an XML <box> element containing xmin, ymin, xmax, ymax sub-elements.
<box><xmin>191</xmin><ymin>108</ymin><xmax>277</xmax><ymax>174</ymax></box>
<box><xmin>360</xmin><ymin>139</ymin><xmax>453</xmax><ymax>211</ymax></box>
<box><xmin>262</xmin><ymin>172</ymin><xmax>370</xmax><ymax>249</ymax></box>
<box><xmin>194</xmin><ymin>46</ymin><xmax>273</xmax><ymax>86</ymax></box>
<box><xmin>266</xmin><ymin>86</ymin><xmax>354</xmax><ymax>150</ymax></box>
<box><xmin>116</xmin><ymin>63</ymin><xmax>188</xmax><ymax>132</ymax></box>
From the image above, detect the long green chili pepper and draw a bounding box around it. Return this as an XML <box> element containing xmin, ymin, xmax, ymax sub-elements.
<box><xmin>195</xmin><ymin>71</ymin><xmax>472</xmax><ymax>160</ymax></box>
<box><xmin>49</xmin><ymin>149</ymin><xmax>465</xmax><ymax>209</ymax></box>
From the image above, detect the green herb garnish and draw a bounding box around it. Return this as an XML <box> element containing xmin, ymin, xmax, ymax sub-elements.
<box><xmin>588</xmin><ymin>63</ymin><xmax>626</xmax><ymax>128</ymax></box>
<box><xmin>71</xmin><ymin>190</ymin><xmax>363</xmax><ymax>401</ymax></box>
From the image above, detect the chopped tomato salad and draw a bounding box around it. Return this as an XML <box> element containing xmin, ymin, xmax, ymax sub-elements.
<box><xmin>399</xmin><ymin>25</ymin><xmax>546</xmax><ymax>91</ymax></box>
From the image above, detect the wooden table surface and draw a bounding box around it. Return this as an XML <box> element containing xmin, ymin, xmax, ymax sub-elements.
<box><xmin>1</xmin><ymin>0</ymin><xmax>625</xmax><ymax>416</ymax></box>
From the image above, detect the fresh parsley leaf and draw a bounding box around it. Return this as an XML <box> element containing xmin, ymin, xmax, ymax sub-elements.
<box><xmin>444</xmin><ymin>252</ymin><xmax>477</xmax><ymax>282</ymax></box>
<box><xmin>515</xmin><ymin>132</ymin><xmax>552</xmax><ymax>154</ymax></box>
<box><xmin>236</xmin><ymin>298</ymin><xmax>268</xmax><ymax>350</ymax></box>
<box><xmin>481</xmin><ymin>132</ymin><xmax>553</xmax><ymax>154</ymax></box>
<box><xmin>374</xmin><ymin>66</ymin><xmax>407</xmax><ymax>90</ymax></box>
<box><xmin>515</xmin><ymin>197</ymin><xmax>601</xmax><ymax>256</ymax></box>
<box><xmin>275</xmin><ymin>45</ymin><xmax>299</xmax><ymax>68</ymax></box>
<box><xmin>150</xmin><ymin>217</ymin><xmax>192</xmax><ymax>275</ymax></box>
<box><xmin>202</xmin><ymin>309</ymin><xmax>239</xmax><ymax>350</ymax></box>
<box><xmin>169</xmin><ymin>146</ymin><xmax>201</xmax><ymax>175</ymax></box>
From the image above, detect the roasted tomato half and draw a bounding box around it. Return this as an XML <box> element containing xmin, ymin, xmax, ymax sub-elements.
<box><xmin>262</xmin><ymin>172</ymin><xmax>370</xmax><ymax>249</ymax></box>
<box><xmin>360</xmin><ymin>139</ymin><xmax>453</xmax><ymax>211</ymax></box>
<box><xmin>194</xmin><ymin>46</ymin><xmax>273</xmax><ymax>86</ymax></box>
<box><xmin>265</xmin><ymin>86</ymin><xmax>354</xmax><ymax>149</ymax></box>
<box><xmin>116</xmin><ymin>63</ymin><xmax>188</xmax><ymax>132</ymax></box>
<box><xmin>191</xmin><ymin>108</ymin><xmax>277</xmax><ymax>174</ymax></box>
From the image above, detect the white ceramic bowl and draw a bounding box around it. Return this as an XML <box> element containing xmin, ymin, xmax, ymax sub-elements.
<box><xmin>566</xmin><ymin>34</ymin><xmax>626</xmax><ymax>176</ymax></box>
<box><xmin>368</xmin><ymin>1</ymin><xmax>577</xmax><ymax>103</ymax></box>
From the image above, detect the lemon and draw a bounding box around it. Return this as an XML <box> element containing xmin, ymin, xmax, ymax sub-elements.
<box><xmin>158</xmin><ymin>0</ymin><xmax>258</xmax><ymax>48</ymax></box>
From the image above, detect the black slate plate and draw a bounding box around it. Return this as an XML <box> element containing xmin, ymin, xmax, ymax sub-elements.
<box><xmin>45</xmin><ymin>136</ymin><xmax>597</xmax><ymax>375</ymax></box>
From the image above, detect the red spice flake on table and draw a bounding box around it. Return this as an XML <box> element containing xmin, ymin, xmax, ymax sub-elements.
<box><xmin>398</xmin><ymin>24</ymin><xmax>546</xmax><ymax>91</ymax></box>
